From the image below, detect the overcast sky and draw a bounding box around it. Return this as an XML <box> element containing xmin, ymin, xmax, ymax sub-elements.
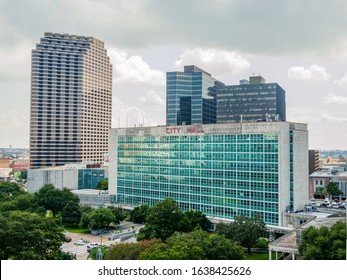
<box><xmin>0</xmin><ymin>0</ymin><xmax>346</xmax><ymax>150</ymax></box>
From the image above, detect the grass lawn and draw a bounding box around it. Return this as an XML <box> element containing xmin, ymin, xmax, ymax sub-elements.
<box><xmin>64</xmin><ymin>227</ymin><xmax>91</xmax><ymax>234</ymax></box>
<box><xmin>244</xmin><ymin>252</ymin><xmax>276</xmax><ymax>260</ymax></box>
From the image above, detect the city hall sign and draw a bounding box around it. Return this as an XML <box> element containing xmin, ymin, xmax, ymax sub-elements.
<box><xmin>165</xmin><ymin>125</ymin><xmax>205</xmax><ymax>134</ymax></box>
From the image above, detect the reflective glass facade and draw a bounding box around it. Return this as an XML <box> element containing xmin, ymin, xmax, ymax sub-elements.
<box><xmin>78</xmin><ymin>169</ymin><xmax>106</xmax><ymax>190</ymax></box>
<box><xmin>215</xmin><ymin>81</ymin><xmax>286</xmax><ymax>123</ymax></box>
<box><xmin>166</xmin><ymin>65</ymin><xmax>223</xmax><ymax>125</ymax></box>
<box><xmin>116</xmin><ymin>133</ymin><xmax>279</xmax><ymax>226</ymax></box>
<box><xmin>30</xmin><ymin>32</ymin><xmax>112</xmax><ymax>168</ymax></box>
<box><xmin>110</xmin><ymin>122</ymin><xmax>308</xmax><ymax>227</ymax></box>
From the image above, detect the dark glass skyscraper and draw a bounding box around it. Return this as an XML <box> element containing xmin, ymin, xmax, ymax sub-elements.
<box><xmin>215</xmin><ymin>76</ymin><xmax>286</xmax><ymax>123</ymax></box>
<box><xmin>30</xmin><ymin>32</ymin><xmax>112</xmax><ymax>168</ymax></box>
<box><xmin>166</xmin><ymin>65</ymin><xmax>223</xmax><ymax>125</ymax></box>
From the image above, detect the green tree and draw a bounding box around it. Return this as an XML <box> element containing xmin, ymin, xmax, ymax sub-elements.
<box><xmin>129</xmin><ymin>204</ymin><xmax>149</xmax><ymax>223</ymax></box>
<box><xmin>183</xmin><ymin>210</ymin><xmax>212</xmax><ymax>232</ymax></box>
<box><xmin>0</xmin><ymin>192</ymin><xmax>45</xmax><ymax>215</ymax></box>
<box><xmin>96</xmin><ymin>180</ymin><xmax>108</xmax><ymax>190</ymax></box>
<box><xmin>80</xmin><ymin>204</ymin><xmax>94</xmax><ymax>215</ymax></box>
<box><xmin>326</xmin><ymin>182</ymin><xmax>343</xmax><ymax>198</ymax></box>
<box><xmin>19</xmin><ymin>170</ymin><xmax>27</xmax><ymax>181</ymax></box>
<box><xmin>140</xmin><ymin>229</ymin><xmax>244</xmax><ymax>260</ymax></box>
<box><xmin>108</xmin><ymin>206</ymin><xmax>126</xmax><ymax>224</ymax></box>
<box><xmin>216</xmin><ymin>215</ymin><xmax>269</xmax><ymax>254</ymax></box>
<box><xmin>0</xmin><ymin>211</ymin><xmax>66</xmax><ymax>260</ymax></box>
<box><xmin>298</xmin><ymin>221</ymin><xmax>346</xmax><ymax>260</ymax></box>
<box><xmin>137</xmin><ymin>198</ymin><xmax>186</xmax><ymax>241</ymax></box>
<box><xmin>105</xmin><ymin>239</ymin><xmax>162</xmax><ymax>260</ymax></box>
<box><xmin>62</xmin><ymin>200</ymin><xmax>82</xmax><ymax>227</ymax></box>
<box><xmin>35</xmin><ymin>184</ymin><xmax>79</xmax><ymax>217</ymax></box>
<box><xmin>139</xmin><ymin>243</ymin><xmax>205</xmax><ymax>260</ymax></box>
<box><xmin>79</xmin><ymin>207</ymin><xmax>119</xmax><ymax>229</ymax></box>
<box><xmin>0</xmin><ymin>182</ymin><xmax>26</xmax><ymax>202</ymax></box>
<box><xmin>314</xmin><ymin>187</ymin><xmax>326</xmax><ymax>199</ymax></box>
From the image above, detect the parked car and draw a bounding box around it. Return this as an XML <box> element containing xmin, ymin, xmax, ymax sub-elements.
<box><xmin>74</xmin><ymin>240</ymin><xmax>85</xmax><ymax>246</ymax></box>
<box><xmin>64</xmin><ymin>235</ymin><xmax>72</xmax><ymax>242</ymax></box>
<box><xmin>87</xmin><ymin>242</ymin><xmax>99</xmax><ymax>252</ymax></box>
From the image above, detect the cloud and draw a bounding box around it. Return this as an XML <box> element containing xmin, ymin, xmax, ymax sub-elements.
<box><xmin>0</xmin><ymin>39</ymin><xmax>33</xmax><ymax>80</ymax></box>
<box><xmin>138</xmin><ymin>90</ymin><xmax>165</xmax><ymax>106</ymax></box>
<box><xmin>174</xmin><ymin>48</ymin><xmax>250</xmax><ymax>75</ymax></box>
<box><xmin>325</xmin><ymin>93</ymin><xmax>347</xmax><ymax>104</ymax></box>
<box><xmin>334</xmin><ymin>73</ymin><xmax>347</xmax><ymax>88</ymax></box>
<box><xmin>1</xmin><ymin>0</ymin><xmax>347</xmax><ymax>54</ymax></box>
<box><xmin>287</xmin><ymin>64</ymin><xmax>330</xmax><ymax>81</ymax></box>
<box><xmin>108</xmin><ymin>49</ymin><xmax>165</xmax><ymax>86</ymax></box>
<box><xmin>319</xmin><ymin>114</ymin><xmax>347</xmax><ymax>123</ymax></box>
<box><xmin>0</xmin><ymin>109</ymin><xmax>28</xmax><ymax>130</ymax></box>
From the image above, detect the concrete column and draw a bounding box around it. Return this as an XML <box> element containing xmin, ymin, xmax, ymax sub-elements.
<box><xmin>275</xmin><ymin>251</ymin><xmax>278</xmax><ymax>260</ymax></box>
<box><xmin>269</xmin><ymin>249</ymin><xmax>272</xmax><ymax>260</ymax></box>
<box><xmin>292</xmin><ymin>253</ymin><xmax>295</xmax><ymax>260</ymax></box>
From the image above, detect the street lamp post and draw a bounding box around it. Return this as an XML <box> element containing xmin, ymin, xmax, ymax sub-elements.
<box><xmin>100</xmin><ymin>228</ymin><xmax>106</xmax><ymax>246</ymax></box>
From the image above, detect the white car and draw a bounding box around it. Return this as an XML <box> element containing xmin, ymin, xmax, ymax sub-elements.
<box><xmin>74</xmin><ymin>240</ymin><xmax>85</xmax><ymax>246</ymax></box>
<box><xmin>87</xmin><ymin>242</ymin><xmax>99</xmax><ymax>252</ymax></box>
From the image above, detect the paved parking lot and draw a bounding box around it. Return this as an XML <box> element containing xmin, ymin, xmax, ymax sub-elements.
<box><xmin>61</xmin><ymin>221</ymin><xmax>143</xmax><ymax>260</ymax></box>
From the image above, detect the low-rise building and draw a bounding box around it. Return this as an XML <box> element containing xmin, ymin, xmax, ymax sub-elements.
<box><xmin>27</xmin><ymin>163</ymin><xmax>108</xmax><ymax>193</ymax></box>
<box><xmin>309</xmin><ymin>166</ymin><xmax>347</xmax><ymax>199</ymax></box>
<box><xmin>0</xmin><ymin>168</ymin><xmax>12</xmax><ymax>182</ymax></box>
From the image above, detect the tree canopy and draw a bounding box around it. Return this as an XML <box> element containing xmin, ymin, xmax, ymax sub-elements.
<box><xmin>298</xmin><ymin>221</ymin><xmax>346</xmax><ymax>260</ymax></box>
<box><xmin>104</xmin><ymin>239</ymin><xmax>162</xmax><ymax>260</ymax></box>
<box><xmin>62</xmin><ymin>200</ymin><xmax>82</xmax><ymax>227</ymax></box>
<box><xmin>326</xmin><ymin>182</ymin><xmax>343</xmax><ymax>197</ymax></box>
<box><xmin>129</xmin><ymin>204</ymin><xmax>149</xmax><ymax>224</ymax></box>
<box><xmin>34</xmin><ymin>184</ymin><xmax>80</xmax><ymax>217</ymax></box>
<box><xmin>79</xmin><ymin>207</ymin><xmax>122</xmax><ymax>229</ymax></box>
<box><xmin>96</xmin><ymin>179</ymin><xmax>108</xmax><ymax>191</ymax></box>
<box><xmin>216</xmin><ymin>215</ymin><xmax>269</xmax><ymax>254</ymax></box>
<box><xmin>0</xmin><ymin>182</ymin><xmax>26</xmax><ymax>202</ymax></box>
<box><xmin>136</xmin><ymin>198</ymin><xmax>212</xmax><ymax>241</ymax></box>
<box><xmin>139</xmin><ymin>229</ymin><xmax>244</xmax><ymax>260</ymax></box>
<box><xmin>137</xmin><ymin>198</ymin><xmax>186</xmax><ymax>241</ymax></box>
<box><xmin>0</xmin><ymin>211</ymin><xmax>66</xmax><ymax>260</ymax></box>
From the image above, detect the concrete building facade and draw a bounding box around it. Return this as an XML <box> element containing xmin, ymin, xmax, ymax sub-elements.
<box><xmin>27</xmin><ymin>163</ymin><xmax>108</xmax><ymax>193</ymax></box>
<box><xmin>30</xmin><ymin>32</ymin><xmax>112</xmax><ymax>168</ymax></box>
<box><xmin>109</xmin><ymin>122</ymin><xmax>308</xmax><ymax>227</ymax></box>
<box><xmin>308</xmin><ymin>150</ymin><xmax>320</xmax><ymax>175</ymax></box>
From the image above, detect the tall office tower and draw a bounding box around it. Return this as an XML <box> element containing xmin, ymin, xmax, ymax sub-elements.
<box><xmin>109</xmin><ymin>122</ymin><xmax>308</xmax><ymax>227</ymax></box>
<box><xmin>30</xmin><ymin>32</ymin><xmax>112</xmax><ymax>169</ymax></box>
<box><xmin>215</xmin><ymin>76</ymin><xmax>286</xmax><ymax>123</ymax></box>
<box><xmin>166</xmin><ymin>65</ymin><xmax>224</xmax><ymax>125</ymax></box>
<box><xmin>308</xmin><ymin>150</ymin><xmax>320</xmax><ymax>175</ymax></box>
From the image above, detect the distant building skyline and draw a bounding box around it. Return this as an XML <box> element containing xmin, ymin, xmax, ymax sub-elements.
<box><xmin>215</xmin><ymin>75</ymin><xmax>286</xmax><ymax>123</ymax></box>
<box><xmin>166</xmin><ymin>65</ymin><xmax>224</xmax><ymax>125</ymax></box>
<box><xmin>29</xmin><ymin>32</ymin><xmax>112</xmax><ymax>169</ymax></box>
<box><xmin>166</xmin><ymin>65</ymin><xmax>286</xmax><ymax>126</ymax></box>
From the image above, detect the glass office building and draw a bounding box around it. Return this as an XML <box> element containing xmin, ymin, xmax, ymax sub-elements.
<box><xmin>215</xmin><ymin>76</ymin><xmax>286</xmax><ymax>123</ymax></box>
<box><xmin>78</xmin><ymin>169</ymin><xmax>106</xmax><ymax>190</ymax></box>
<box><xmin>30</xmin><ymin>32</ymin><xmax>112</xmax><ymax>168</ymax></box>
<box><xmin>109</xmin><ymin>122</ymin><xmax>308</xmax><ymax>226</ymax></box>
<box><xmin>166</xmin><ymin>65</ymin><xmax>224</xmax><ymax>125</ymax></box>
